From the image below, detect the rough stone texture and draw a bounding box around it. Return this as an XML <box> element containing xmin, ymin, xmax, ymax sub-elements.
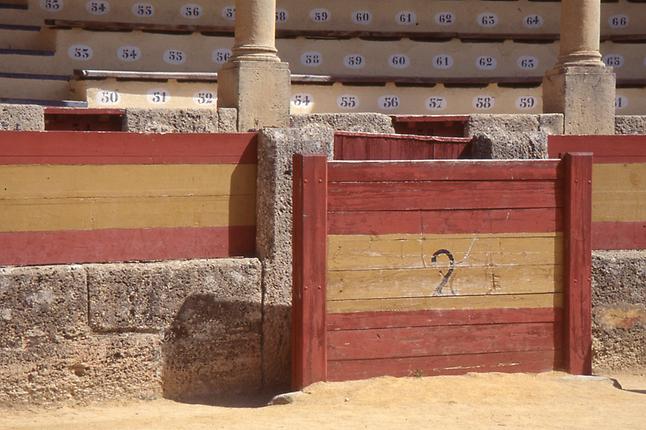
<box><xmin>257</xmin><ymin>125</ymin><xmax>334</xmax><ymax>390</ymax></box>
<box><xmin>290</xmin><ymin>113</ymin><xmax>395</xmax><ymax>134</ymax></box>
<box><xmin>0</xmin><ymin>104</ymin><xmax>44</xmax><ymax>131</ymax></box>
<box><xmin>615</xmin><ymin>116</ymin><xmax>646</xmax><ymax>135</ymax></box>
<box><xmin>218</xmin><ymin>61</ymin><xmax>291</xmax><ymax>131</ymax></box>
<box><xmin>543</xmin><ymin>65</ymin><xmax>616</xmax><ymax>135</ymax></box>
<box><xmin>124</xmin><ymin>108</ymin><xmax>219</xmax><ymax>133</ymax></box>
<box><xmin>465</xmin><ymin>114</ymin><xmax>564</xmax><ymax>159</ymax></box>
<box><xmin>0</xmin><ymin>265</ymin><xmax>89</xmax><ymax>349</ymax></box>
<box><xmin>592</xmin><ymin>250</ymin><xmax>646</xmax><ymax>371</ymax></box>
<box><xmin>218</xmin><ymin>107</ymin><xmax>238</xmax><ymax>132</ymax></box>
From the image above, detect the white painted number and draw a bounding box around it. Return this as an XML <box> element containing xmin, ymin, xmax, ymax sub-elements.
<box><xmin>212</xmin><ymin>48</ymin><xmax>232</xmax><ymax>64</ymax></box>
<box><xmin>473</xmin><ymin>96</ymin><xmax>494</xmax><ymax>110</ymax></box>
<box><xmin>603</xmin><ymin>54</ymin><xmax>624</xmax><ymax>68</ymax></box>
<box><xmin>337</xmin><ymin>95</ymin><xmax>359</xmax><ymax>110</ymax></box>
<box><xmin>96</xmin><ymin>90</ymin><xmax>119</xmax><ymax>105</ymax></box>
<box><xmin>389</xmin><ymin>54</ymin><xmax>410</xmax><ymax>69</ymax></box>
<box><xmin>40</xmin><ymin>0</ymin><xmax>63</xmax><ymax>11</ymax></box>
<box><xmin>310</xmin><ymin>8</ymin><xmax>330</xmax><ymax>23</ymax></box>
<box><xmin>222</xmin><ymin>6</ymin><xmax>235</xmax><ymax>20</ymax></box>
<box><xmin>352</xmin><ymin>10</ymin><xmax>372</xmax><ymax>25</ymax></box>
<box><xmin>477</xmin><ymin>13</ymin><xmax>498</xmax><ymax>27</ymax></box>
<box><xmin>517</xmin><ymin>56</ymin><xmax>538</xmax><ymax>70</ymax></box>
<box><xmin>432</xmin><ymin>54</ymin><xmax>453</xmax><ymax>70</ymax></box>
<box><xmin>68</xmin><ymin>44</ymin><xmax>93</xmax><ymax>61</ymax></box>
<box><xmin>516</xmin><ymin>96</ymin><xmax>537</xmax><ymax>110</ymax></box>
<box><xmin>426</xmin><ymin>96</ymin><xmax>447</xmax><ymax>111</ymax></box>
<box><xmin>181</xmin><ymin>4</ymin><xmax>202</xmax><ymax>18</ymax></box>
<box><xmin>276</xmin><ymin>8</ymin><xmax>288</xmax><ymax>23</ymax></box>
<box><xmin>86</xmin><ymin>0</ymin><xmax>109</xmax><ymax>15</ymax></box>
<box><xmin>435</xmin><ymin>12</ymin><xmax>454</xmax><ymax>26</ymax></box>
<box><xmin>193</xmin><ymin>91</ymin><xmax>215</xmax><ymax>105</ymax></box>
<box><xmin>164</xmin><ymin>49</ymin><xmax>185</xmax><ymax>65</ymax></box>
<box><xmin>344</xmin><ymin>54</ymin><xmax>365</xmax><ymax>69</ymax></box>
<box><xmin>291</xmin><ymin>93</ymin><xmax>313</xmax><ymax>107</ymax></box>
<box><xmin>148</xmin><ymin>89</ymin><xmax>170</xmax><ymax>104</ymax></box>
<box><xmin>378</xmin><ymin>96</ymin><xmax>400</xmax><ymax>110</ymax></box>
<box><xmin>476</xmin><ymin>56</ymin><xmax>497</xmax><ymax>70</ymax></box>
<box><xmin>396</xmin><ymin>11</ymin><xmax>416</xmax><ymax>26</ymax></box>
<box><xmin>132</xmin><ymin>3</ymin><xmax>154</xmax><ymax>16</ymax></box>
<box><xmin>117</xmin><ymin>46</ymin><xmax>141</xmax><ymax>62</ymax></box>
<box><xmin>301</xmin><ymin>52</ymin><xmax>322</xmax><ymax>67</ymax></box>
<box><xmin>608</xmin><ymin>15</ymin><xmax>629</xmax><ymax>29</ymax></box>
<box><xmin>523</xmin><ymin>15</ymin><xmax>543</xmax><ymax>28</ymax></box>
<box><xmin>615</xmin><ymin>96</ymin><xmax>628</xmax><ymax>110</ymax></box>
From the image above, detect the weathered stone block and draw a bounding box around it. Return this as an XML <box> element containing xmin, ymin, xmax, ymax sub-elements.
<box><xmin>592</xmin><ymin>250</ymin><xmax>646</xmax><ymax>370</ymax></box>
<box><xmin>290</xmin><ymin>113</ymin><xmax>395</xmax><ymax>134</ymax></box>
<box><xmin>0</xmin><ymin>104</ymin><xmax>44</xmax><ymax>131</ymax></box>
<box><xmin>0</xmin><ymin>333</ymin><xmax>161</xmax><ymax>407</ymax></box>
<box><xmin>256</xmin><ymin>125</ymin><xmax>334</xmax><ymax>389</ymax></box>
<box><xmin>466</xmin><ymin>114</ymin><xmax>564</xmax><ymax>159</ymax></box>
<box><xmin>0</xmin><ymin>265</ymin><xmax>88</xmax><ymax>349</ymax></box>
<box><xmin>87</xmin><ymin>258</ymin><xmax>262</xmax><ymax>332</ymax></box>
<box><xmin>217</xmin><ymin>107</ymin><xmax>238</xmax><ymax>132</ymax></box>
<box><xmin>615</xmin><ymin>116</ymin><xmax>646</xmax><ymax>135</ymax></box>
<box><xmin>124</xmin><ymin>108</ymin><xmax>218</xmax><ymax>133</ymax></box>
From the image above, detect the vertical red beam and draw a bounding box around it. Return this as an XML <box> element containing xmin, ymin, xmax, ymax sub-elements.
<box><xmin>563</xmin><ymin>152</ymin><xmax>593</xmax><ymax>375</ymax></box>
<box><xmin>291</xmin><ymin>154</ymin><xmax>328</xmax><ymax>389</ymax></box>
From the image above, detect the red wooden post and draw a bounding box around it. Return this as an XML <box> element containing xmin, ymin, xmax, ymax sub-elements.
<box><xmin>292</xmin><ymin>154</ymin><xmax>328</xmax><ymax>390</ymax></box>
<box><xmin>563</xmin><ymin>152</ymin><xmax>593</xmax><ymax>375</ymax></box>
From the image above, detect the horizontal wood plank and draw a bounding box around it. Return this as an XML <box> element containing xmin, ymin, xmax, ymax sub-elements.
<box><xmin>0</xmin><ymin>225</ymin><xmax>255</xmax><ymax>265</ymax></box>
<box><xmin>328</xmin><ymin>181</ymin><xmax>561</xmax><ymax>211</ymax></box>
<box><xmin>328</xmin><ymin>160</ymin><xmax>561</xmax><ymax>182</ymax></box>
<box><xmin>328</xmin><ymin>208</ymin><xmax>562</xmax><ymax>235</ymax></box>
<box><xmin>327</xmin><ymin>308</ymin><xmax>561</xmax><ymax>331</ymax></box>
<box><xmin>0</xmin><ymin>164</ymin><xmax>256</xmax><ymax>199</ymax></box>
<box><xmin>328</xmin><ymin>293</ymin><xmax>563</xmax><ymax>313</ymax></box>
<box><xmin>328</xmin><ymin>322</ymin><xmax>561</xmax><ymax>360</ymax></box>
<box><xmin>0</xmin><ymin>131</ymin><xmax>258</xmax><ymax>165</ymax></box>
<box><xmin>592</xmin><ymin>163</ymin><xmax>645</xmax><ymax>223</ymax></box>
<box><xmin>548</xmin><ymin>135</ymin><xmax>646</xmax><ymax>163</ymax></box>
<box><xmin>327</xmin><ymin>350</ymin><xmax>562</xmax><ymax>381</ymax></box>
<box><xmin>592</xmin><ymin>221</ymin><xmax>646</xmax><ymax>250</ymax></box>
<box><xmin>0</xmin><ymin>194</ymin><xmax>256</xmax><ymax>232</ymax></box>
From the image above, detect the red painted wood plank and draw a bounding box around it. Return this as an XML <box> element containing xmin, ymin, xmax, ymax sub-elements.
<box><xmin>44</xmin><ymin>108</ymin><xmax>126</xmax><ymax>116</ymax></box>
<box><xmin>563</xmin><ymin>153</ymin><xmax>593</xmax><ymax>375</ymax></box>
<box><xmin>291</xmin><ymin>154</ymin><xmax>328</xmax><ymax>390</ymax></box>
<box><xmin>328</xmin><ymin>208</ymin><xmax>562</xmax><ymax>235</ymax></box>
<box><xmin>328</xmin><ymin>308</ymin><xmax>561</xmax><ymax>331</ymax></box>
<box><xmin>0</xmin><ymin>131</ymin><xmax>257</xmax><ymax>165</ymax></box>
<box><xmin>548</xmin><ymin>135</ymin><xmax>646</xmax><ymax>163</ymax></box>
<box><xmin>328</xmin><ymin>322</ymin><xmax>561</xmax><ymax>361</ymax></box>
<box><xmin>592</xmin><ymin>221</ymin><xmax>646</xmax><ymax>250</ymax></box>
<box><xmin>0</xmin><ymin>225</ymin><xmax>255</xmax><ymax>266</ymax></box>
<box><xmin>328</xmin><ymin>160</ymin><xmax>561</xmax><ymax>182</ymax></box>
<box><xmin>327</xmin><ymin>350</ymin><xmax>561</xmax><ymax>381</ymax></box>
<box><xmin>328</xmin><ymin>181</ymin><xmax>561</xmax><ymax>211</ymax></box>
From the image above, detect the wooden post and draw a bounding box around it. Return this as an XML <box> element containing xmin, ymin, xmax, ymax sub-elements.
<box><xmin>291</xmin><ymin>154</ymin><xmax>328</xmax><ymax>390</ymax></box>
<box><xmin>563</xmin><ymin>152</ymin><xmax>593</xmax><ymax>375</ymax></box>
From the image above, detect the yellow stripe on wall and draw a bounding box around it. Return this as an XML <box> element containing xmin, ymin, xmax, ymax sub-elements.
<box><xmin>0</xmin><ymin>164</ymin><xmax>257</xmax><ymax>199</ymax></box>
<box><xmin>593</xmin><ymin>163</ymin><xmax>645</xmax><ymax>222</ymax></box>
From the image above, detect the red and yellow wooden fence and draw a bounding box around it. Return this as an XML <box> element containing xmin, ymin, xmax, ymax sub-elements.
<box><xmin>292</xmin><ymin>154</ymin><xmax>593</xmax><ymax>389</ymax></box>
<box><xmin>548</xmin><ymin>135</ymin><xmax>646</xmax><ymax>250</ymax></box>
<box><xmin>0</xmin><ymin>131</ymin><xmax>257</xmax><ymax>265</ymax></box>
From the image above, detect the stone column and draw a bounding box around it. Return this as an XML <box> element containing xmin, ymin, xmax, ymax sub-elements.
<box><xmin>543</xmin><ymin>0</ymin><xmax>615</xmax><ymax>134</ymax></box>
<box><xmin>217</xmin><ymin>0</ymin><xmax>291</xmax><ymax>131</ymax></box>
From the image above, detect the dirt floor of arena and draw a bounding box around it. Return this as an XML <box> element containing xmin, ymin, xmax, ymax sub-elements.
<box><xmin>1</xmin><ymin>371</ymin><xmax>644</xmax><ymax>430</ymax></box>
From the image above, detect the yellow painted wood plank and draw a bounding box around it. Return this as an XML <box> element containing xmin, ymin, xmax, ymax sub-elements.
<box><xmin>592</xmin><ymin>163</ymin><xmax>646</xmax><ymax>222</ymax></box>
<box><xmin>328</xmin><ymin>233</ymin><xmax>562</xmax><ymax>271</ymax></box>
<box><xmin>0</xmin><ymin>164</ymin><xmax>257</xmax><ymax>199</ymax></box>
<box><xmin>328</xmin><ymin>264</ymin><xmax>563</xmax><ymax>301</ymax></box>
<box><xmin>328</xmin><ymin>293</ymin><xmax>563</xmax><ymax>313</ymax></box>
<box><xmin>0</xmin><ymin>195</ymin><xmax>255</xmax><ymax>232</ymax></box>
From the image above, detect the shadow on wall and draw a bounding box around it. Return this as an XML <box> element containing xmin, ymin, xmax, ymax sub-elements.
<box><xmin>161</xmin><ymin>295</ymin><xmax>267</xmax><ymax>407</ymax></box>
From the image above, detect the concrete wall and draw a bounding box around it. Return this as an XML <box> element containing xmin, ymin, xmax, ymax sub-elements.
<box><xmin>615</xmin><ymin>115</ymin><xmax>646</xmax><ymax>135</ymax></box>
<box><xmin>124</xmin><ymin>108</ymin><xmax>237</xmax><ymax>133</ymax></box>
<box><xmin>592</xmin><ymin>251</ymin><xmax>646</xmax><ymax>371</ymax></box>
<box><xmin>0</xmin><ymin>104</ymin><xmax>44</xmax><ymax>131</ymax></box>
<box><xmin>290</xmin><ymin>113</ymin><xmax>395</xmax><ymax>134</ymax></box>
<box><xmin>0</xmin><ymin>259</ymin><xmax>262</xmax><ymax>407</ymax></box>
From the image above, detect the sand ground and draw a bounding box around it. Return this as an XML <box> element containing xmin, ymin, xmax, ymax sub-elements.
<box><xmin>1</xmin><ymin>371</ymin><xmax>644</xmax><ymax>430</ymax></box>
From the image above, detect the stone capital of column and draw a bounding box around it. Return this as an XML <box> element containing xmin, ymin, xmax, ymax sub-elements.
<box><xmin>231</xmin><ymin>44</ymin><xmax>281</xmax><ymax>63</ymax></box>
<box><xmin>557</xmin><ymin>50</ymin><xmax>605</xmax><ymax>68</ymax></box>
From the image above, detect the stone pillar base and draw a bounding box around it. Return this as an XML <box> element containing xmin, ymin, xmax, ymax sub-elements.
<box><xmin>218</xmin><ymin>60</ymin><xmax>290</xmax><ymax>131</ymax></box>
<box><xmin>543</xmin><ymin>65</ymin><xmax>616</xmax><ymax>135</ymax></box>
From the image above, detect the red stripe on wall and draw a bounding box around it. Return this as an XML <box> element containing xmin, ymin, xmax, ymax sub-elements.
<box><xmin>548</xmin><ymin>135</ymin><xmax>646</xmax><ymax>163</ymax></box>
<box><xmin>0</xmin><ymin>225</ymin><xmax>256</xmax><ymax>266</ymax></box>
<box><xmin>327</xmin><ymin>308</ymin><xmax>561</xmax><ymax>331</ymax></box>
<box><xmin>328</xmin><ymin>160</ymin><xmax>561</xmax><ymax>182</ymax></box>
<box><xmin>327</xmin><ymin>350</ymin><xmax>561</xmax><ymax>381</ymax></box>
<box><xmin>592</xmin><ymin>221</ymin><xmax>646</xmax><ymax>250</ymax></box>
<box><xmin>328</xmin><ymin>181</ymin><xmax>561</xmax><ymax>211</ymax></box>
<box><xmin>328</xmin><ymin>208</ymin><xmax>562</xmax><ymax>235</ymax></box>
<box><xmin>0</xmin><ymin>131</ymin><xmax>257</xmax><ymax>165</ymax></box>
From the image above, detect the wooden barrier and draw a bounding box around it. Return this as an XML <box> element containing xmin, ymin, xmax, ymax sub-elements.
<box><xmin>0</xmin><ymin>131</ymin><xmax>258</xmax><ymax>265</ymax></box>
<box><xmin>548</xmin><ymin>135</ymin><xmax>646</xmax><ymax>250</ymax></box>
<box><xmin>292</xmin><ymin>154</ymin><xmax>593</xmax><ymax>388</ymax></box>
<box><xmin>334</xmin><ymin>131</ymin><xmax>473</xmax><ymax>160</ymax></box>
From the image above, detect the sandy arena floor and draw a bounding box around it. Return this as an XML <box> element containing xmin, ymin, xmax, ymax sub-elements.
<box><xmin>1</xmin><ymin>371</ymin><xmax>645</xmax><ymax>430</ymax></box>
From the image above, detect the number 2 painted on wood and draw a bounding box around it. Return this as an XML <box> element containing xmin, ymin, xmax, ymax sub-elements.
<box><xmin>431</xmin><ymin>249</ymin><xmax>456</xmax><ymax>295</ymax></box>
